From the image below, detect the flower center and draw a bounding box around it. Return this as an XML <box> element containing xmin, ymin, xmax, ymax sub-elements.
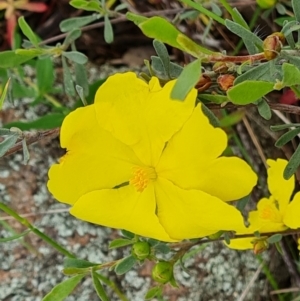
<box><xmin>259</xmin><ymin>204</ymin><xmax>282</xmax><ymax>223</ymax></box>
<box><xmin>130</xmin><ymin>166</ymin><xmax>157</xmax><ymax>192</ymax></box>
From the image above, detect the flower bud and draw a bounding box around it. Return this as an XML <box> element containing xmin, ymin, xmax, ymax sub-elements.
<box><xmin>212</xmin><ymin>62</ymin><xmax>229</xmax><ymax>74</ymax></box>
<box><xmin>217</xmin><ymin>74</ymin><xmax>235</xmax><ymax>91</ymax></box>
<box><xmin>131</xmin><ymin>241</ymin><xmax>151</xmax><ymax>260</ymax></box>
<box><xmin>195</xmin><ymin>74</ymin><xmax>212</xmax><ymax>92</ymax></box>
<box><xmin>253</xmin><ymin>239</ymin><xmax>268</xmax><ymax>255</ymax></box>
<box><xmin>256</xmin><ymin>0</ymin><xmax>277</xmax><ymax>9</ymax></box>
<box><xmin>263</xmin><ymin>32</ymin><xmax>284</xmax><ymax>60</ymax></box>
<box><xmin>152</xmin><ymin>261</ymin><xmax>173</xmax><ymax>284</ymax></box>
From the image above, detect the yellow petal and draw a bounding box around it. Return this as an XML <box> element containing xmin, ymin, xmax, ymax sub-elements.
<box><xmin>157</xmin><ymin>104</ymin><xmax>227</xmax><ymax>186</ymax></box>
<box><xmin>94</xmin><ymin>72</ymin><xmax>196</xmax><ymax>166</ymax></box>
<box><xmin>154</xmin><ymin>178</ymin><xmax>245</xmax><ymax>240</ymax></box>
<box><xmin>48</xmin><ymin>105</ymin><xmax>141</xmax><ymax>205</ymax></box>
<box><xmin>284</xmin><ymin>192</ymin><xmax>300</xmax><ymax>229</ymax></box>
<box><xmin>266</xmin><ymin>159</ymin><xmax>294</xmax><ymax>212</ymax></box>
<box><xmin>225</xmin><ymin>238</ymin><xmax>255</xmax><ymax>250</ymax></box>
<box><xmin>70</xmin><ymin>184</ymin><xmax>176</xmax><ymax>242</ymax></box>
<box><xmin>157</xmin><ymin>104</ymin><xmax>257</xmax><ymax>201</ymax></box>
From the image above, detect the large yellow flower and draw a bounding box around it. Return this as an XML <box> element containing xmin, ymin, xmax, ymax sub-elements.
<box><xmin>227</xmin><ymin>158</ymin><xmax>300</xmax><ymax>250</ymax></box>
<box><xmin>48</xmin><ymin>72</ymin><xmax>257</xmax><ymax>242</ymax></box>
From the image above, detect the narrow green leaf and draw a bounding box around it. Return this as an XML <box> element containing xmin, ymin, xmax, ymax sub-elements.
<box><xmin>0</xmin><ymin>133</ymin><xmax>19</xmax><ymax>157</ymax></box>
<box><xmin>126</xmin><ymin>12</ymin><xmax>148</xmax><ymax>24</ymax></box>
<box><xmin>75</xmin><ymin>63</ymin><xmax>89</xmax><ymax>96</ymax></box>
<box><xmin>201</xmin><ymin>103</ymin><xmax>220</xmax><ymax>127</ymax></box>
<box><xmin>284</xmin><ymin>144</ymin><xmax>300</xmax><ymax>179</ymax></box>
<box><xmin>36</xmin><ymin>58</ymin><xmax>54</xmax><ymax>94</ymax></box>
<box><xmin>0</xmin><ymin>51</ymin><xmax>37</xmax><ymax>68</ymax></box>
<box><xmin>257</xmin><ymin>99</ymin><xmax>272</xmax><ymax>120</ymax></box>
<box><xmin>145</xmin><ymin>286</ymin><xmax>162</xmax><ymax>300</ymax></box>
<box><xmin>199</xmin><ymin>93</ymin><xmax>228</xmax><ymax>104</ymax></box>
<box><xmin>153</xmin><ymin>40</ymin><xmax>170</xmax><ymax>77</ymax></box>
<box><xmin>114</xmin><ymin>255</ymin><xmax>136</xmax><ymax>275</ymax></box>
<box><xmin>153</xmin><ymin>244</ymin><xmax>171</xmax><ymax>255</ymax></box>
<box><xmin>104</xmin><ymin>15</ymin><xmax>114</xmax><ymax>44</ymax></box>
<box><xmin>292</xmin><ymin>0</ymin><xmax>300</xmax><ymax>23</ymax></box>
<box><xmin>18</xmin><ymin>16</ymin><xmax>39</xmax><ymax>47</ymax></box>
<box><xmin>22</xmin><ymin>138</ymin><xmax>30</xmax><ymax>164</ymax></box>
<box><xmin>231</xmin><ymin>8</ymin><xmax>249</xmax><ymax>29</ymax></box>
<box><xmin>121</xmin><ymin>229</ymin><xmax>135</xmax><ymax>239</ymax></box>
<box><xmin>236</xmin><ymin>194</ymin><xmax>251</xmax><ymax>212</ymax></box>
<box><xmin>219</xmin><ymin>110</ymin><xmax>245</xmax><ymax>127</ymax></box>
<box><xmin>62</xmin><ymin>56</ymin><xmax>75</xmax><ymax>96</ymax></box>
<box><xmin>227</xmin><ymin>81</ymin><xmax>274</xmax><ymax>105</ymax></box>
<box><xmin>60</xmin><ymin>14</ymin><xmax>100</xmax><ymax>32</ymax></box>
<box><xmin>267</xmin><ymin>234</ymin><xmax>282</xmax><ymax>244</ymax></box>
<box><xmin>270</xmin><ymin>123</ymin><xmax>300</xmax><ymax>131</ymax></box>
<box><xmin>0</xmin><ymin>78</ymin><xmax>11</xmax><ymax>110</ymax></box>
<box><xmin>63</xmin><ymin>29</ymin><xmax>82</xmax><ymax>46</ymax></box>
<box><xmin>171</xmin><ymin>59</ymin><xmax>201</xmax><ymax>101</ymax></box>
<box><xmin>63</xmin><ymin>51</ymin><xmax>88</xmax><ymax>64</ymax></box>
<box><xmin>225</xmin><ymin>20</ymin><xmax>263</xmax><ymax>54</ymax></box>
<box><xmin>92</xmin><ymin>271</ymin><xmax>110</xmax><ymax>301</ymax></box>
<box><xmin>70</xmin><ymin>0</ymin><xmax>101</xmax><ymax>12</ymax></box>
<box><xmin>64</xmin><ymin>258</ymin><xmax>99</xmax><ymax>269</ymax></box>
<box><xmin>109</xmin><ymin>238</ymin><xmax>134</xmax><ymax>249</ymax></box>
<box><xmin>42</xmin><ymin>274</ymin><xmax>85</xmax><ymax>301</ymax></box>
<box><xmin>275</xmin><ymin>127</ymin><xmax>300</xmax><ymax>147</ymax></box>
<box><xmin>0</xmin><ymin>229</ymin><xmax>31</xmax><ymax>243</ymax></box>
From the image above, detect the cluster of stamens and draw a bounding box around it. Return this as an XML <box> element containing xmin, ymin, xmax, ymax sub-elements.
<box><xmin>130</xmin><ymin>166</ymin><xmax>157</xmax><ymax>192</ymax></box>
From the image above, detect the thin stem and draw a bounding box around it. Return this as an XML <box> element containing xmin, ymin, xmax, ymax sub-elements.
<box><xmin>0</xmin><ymin>202</ymin><xmax>75</xmax><ymax>258</ymax></box>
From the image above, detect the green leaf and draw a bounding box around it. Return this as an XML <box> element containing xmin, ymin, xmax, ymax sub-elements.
<box><xmin>275</xmin><ymin>127</ymin><xmax>300</xmax><ymax>147</ymax></box>
<box><xmin>0</xmin><ymin>133</ymin><xmax>19</xmax><ymax>157</ymax></box>
<box><xmin>18</xmin><ymin>16</ymin><xmax>39</xmax><ymax>47</ymax></box>
<box><xmin>282</xmin><ymin>63</ymin><xmax>300</xmax><ymax>86</ymax></box>
<box><xmin>62</xmin><ymin>56</ymin><xmax>75</xmax><ymax>96</ymax></box>
<box><xmin>0</xmin><ymin>51</ymin><xmax>37</xmax><ymax>68</ymax></box>
<box><xmin>201</xmin><ymin>103</ymin><xmax>220</xmax><ymax>127</ymax></box>
<box><xmin>22</xmin><ymin>138</ymin><xmax>30</xmax><ymax>164</ymax></box>
<box><xmin>126</xmin><ymin>12</ymin><xmax>148</xmax><ymax>24</ymax></box>
<box><xmin>271</xmin><ymin>123</ymin><xmax>300</xmax><ymax>131</ymax></box>
<box><xmin>127</xmin><ymin>14</ymin><xmax>212</xmax><ymax>57</ymax></box>
<box><xmin>219</xmin><ymin>110</ymin><xmax>245</xmax><ymax>127</ymax></box>
<box><xmin>114</xmin><ymin>255</ymin><xmax>137</xmax><ymax>275</ymax></box>
<box><xmin>284</xmin><ymin>144</ymin><xmax>300</xmax><ymax>179</ymax></box>
<box><xmin>227</xmin><ymin>81</ymin><xmax>274</xmax><ymax>105</ymax></box>
<box><xmin>267</xmin><ymin>234</ymin><xmax>282</xmax><ymax>244</ymax></box>
<box><xmin>63</xmin><ymin>51</ymin><xmax>88</xmax><ymax>65</ymax></box>
<box><xmin>171</xmin><ymin>59</ymin><xmax>201</xmax><ymax>100</ymax></box>
<box><xmin>63</xmin><ymin>29</ymin><xmax>82</xmax><ymax>46</ymax></box>
<box><xmin>4</xmin><ymin>113</ymin><xmax>66</xmax><ymax>130</ymax></box>
<box><xmin>153</xmin><ymin>40</ymin><xmax>170</xmax><ymax>77</ymax></box>
<box><xmin>92</xmin><ymin>271</ymin><xmax>110</xmax><ymax>301</ymax></box>
<box><xmin>257</xmin><ymin>98</ymin><xmax>272</xmax><ymax>120</ymax></box>
<box><xmin>225</xmin><ymin>20</ymin><xmax>263</xmax><ymax>54</ymax></box>
<box><xmin>235</xmin><ymin>61</ymin><xmax>277</xmax><ymax>84</ymax></box>
<box><xmin>199</xmin><ymin>93</ymin><xmax>228</xmax><ymax>104</ymax></box>
<box><xmin>0</xmin><ymin>78</ymin><xmax>11</xmax><ymax>110</ymax></box>
<box><xmin>60</xmin><ymin>14</ymin><xmax>100</xmax><ymax>32</ymax></box>
<box><xmin>70</xmin><ymin>0</ymin><xmax>102</xmax><ymax>12</ymax></box>
<box><xmin>104</xmin><ymin>15</ymin><xmax>114</xmax><ymax>43</ymax></box>
<box><xmin>231</xmin><ymin>8</ymin><xmax>249</xmax><ymax>29</ymax></box>
<box><xmin>236</xmin><ymin>194</ymin><xmax>251</xmax><ymax>212</ymax></box>
<box><xmin>75</xmin><ymin>63</ymin><xmax>89</xmax><ymax>96</ymax></box>
<box><xmin>121</xmin><ymin>229</ymin><xmax>135</xmax><ymax>239</ymax></box>
<box><xmin>292</xmin><ymin>0</ymin><xmax>300</xmax><ymax>23</ymax></box>
<box><xmin>42</xmin><ymin>274</ymin><xmax>85</xmax><ymax>301</ymax></box>
<box><xmin>154</xmin><ymin>244</ymin><xmax>171</xmax><ymax>255</ymax></box>
<box><xmin>64</xmin><ymin>258</ymin><xmax>99</xmax><ymax>269</ymax></box>
<box><xmin>145</xmin><ymin>286</ymin><xmax>162</xmax><ymax>300</ymax></box>
<box><xmin>0</xmin><ymin>229</ymin><xmax>31</xmax><ymax>243</ymax></box>
<box><xmin>36</xmin><ymin>58</ymin><xmax>55</xmax><ymax>94</ymax></box>
<box><xmin>109</xmin><ymin>238</ymin><xmax>134</xmax><ymax>249</ymax></box>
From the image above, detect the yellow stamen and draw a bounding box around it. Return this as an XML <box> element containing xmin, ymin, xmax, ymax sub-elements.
<box><xmin>259</xmin><ymin>204</ymin><xmax>282</xmax><ymax>223</ymax></box>
<box><xmin>130</xmin><ymin>166</ymin><xmax>157</xmax><ymax>192</ymax></box>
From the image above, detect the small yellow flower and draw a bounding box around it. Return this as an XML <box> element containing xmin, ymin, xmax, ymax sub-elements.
<box><xmin>48</xmin><ymin>72</ymin><xmax>257</xmax><ymax>242</ymax></box>
<box><xmin>227</xmin><ymin>158</ymin><xmax>300</xmax><ymax>250</ymax></box>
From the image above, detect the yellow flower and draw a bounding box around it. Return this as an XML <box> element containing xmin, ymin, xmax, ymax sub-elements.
<box><xmin>48</xmin><ymin>72</ymin><xmax>257</xmax><ymax>242</ymax></box>
<box><xmin>227</xmin><ymin>158</ymin><xmax>300</xmax><ymax>250</ymax></box>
